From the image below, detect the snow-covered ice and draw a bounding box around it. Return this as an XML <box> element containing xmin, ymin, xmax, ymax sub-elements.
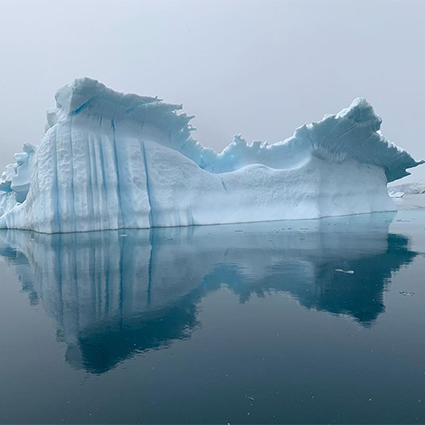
<box><xmin>0</xmin><ymin>143</ymin><xmax>36</xmax><ymax>216</ymax></box>
<box><xmin>388</xmin><ymin>191</ymin><xmax>405</xmax><ymax>199</ymax></box>
<box><xmin>388</xmin><ymin>181</ymin><xmax>425</xmax><ymax>196</ymax></box>
<box><xmin>0</xmin><ymin>78</ymin><xmax>423</xmax><ymax>233</ymax></box>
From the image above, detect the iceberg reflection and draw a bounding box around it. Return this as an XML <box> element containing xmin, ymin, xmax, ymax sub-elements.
<box><xmin>0</xmin><ymin>213</ymin><xmax>417</xmax><ymax>374</ymax></box>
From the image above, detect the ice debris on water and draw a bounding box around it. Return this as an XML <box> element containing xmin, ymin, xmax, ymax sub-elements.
<box><xmin>335</xmin><ymin>269</ymin><xmax>355</xmax><ymax>274</ymax></box>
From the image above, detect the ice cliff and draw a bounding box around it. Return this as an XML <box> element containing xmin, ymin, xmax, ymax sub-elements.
<box><xmin>0</xmin><ymin>78</ymin><xmax>423</xmax><ymax>233</ymax></box>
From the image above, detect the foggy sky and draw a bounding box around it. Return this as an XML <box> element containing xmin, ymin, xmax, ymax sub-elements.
<box><xmin>1</xmin><ymin>0</ymin><xmax>424</xmax><ymax>182</ymax></box>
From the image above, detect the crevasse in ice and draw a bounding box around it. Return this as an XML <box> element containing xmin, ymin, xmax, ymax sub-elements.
<box><xmin>0</xmin><ymin>78</ymin><xmax>423</xmax><ymax>233</ymax></box>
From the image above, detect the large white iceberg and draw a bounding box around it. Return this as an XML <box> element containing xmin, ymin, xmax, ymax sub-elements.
<box><xmin>0</xmin><ymin>78</ymin><xmax>423</xmax><ymax>233</ymax></box>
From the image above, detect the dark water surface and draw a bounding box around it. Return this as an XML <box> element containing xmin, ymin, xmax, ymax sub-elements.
<box><xmin>0</xmin><ymin>207</ymin><xmax>425</xmax><ymax>424</ymax></box>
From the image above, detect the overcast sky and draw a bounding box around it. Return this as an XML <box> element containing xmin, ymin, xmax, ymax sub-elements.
<box><xmin>0</xmin><ymin>0</ymin><xmax>424</xmax><ymax>182</ymax></box>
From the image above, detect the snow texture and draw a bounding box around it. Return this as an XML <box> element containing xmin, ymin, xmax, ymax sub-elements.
<box><xmin>0</xmin><ymin>78</ymin><xmax>423</xmax><ymax>233</ymax></box>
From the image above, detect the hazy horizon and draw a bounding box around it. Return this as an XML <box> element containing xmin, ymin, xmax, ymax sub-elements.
<box><xmin>1</xmin><ymin>0</ymin><xmax>424</xmax><ymax>182</ymax></box>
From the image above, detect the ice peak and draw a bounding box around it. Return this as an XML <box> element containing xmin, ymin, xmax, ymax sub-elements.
<box><xmin>46</xmin><ymin>77</ymin><xmax>180</xmax><ymax>131</ymax></box>
<box><xmin>54</xmin><ymin>77</ymin><xmax>104</xmax><ymax>115</ymax></box>
<box><xmin>335</xmin><ymin>97</ymin><xmax>382</xmax><ymax>130</ymax></box>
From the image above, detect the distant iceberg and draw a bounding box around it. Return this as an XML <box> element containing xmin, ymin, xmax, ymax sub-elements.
<box><xmin>388</xmin><ymin>181</ymin><xmax>425</xmax><ymax>197</ymax></box>
<box><xmin>0</xmin><ymin>78</ymin><xmax>423</xmax><ymax>233</ymax></box>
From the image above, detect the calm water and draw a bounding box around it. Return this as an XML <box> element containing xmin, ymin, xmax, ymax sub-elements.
<box><xmin>0</xmin><ymin>206</ymin><xmax>425</xmax><ymax>424</ymax></box>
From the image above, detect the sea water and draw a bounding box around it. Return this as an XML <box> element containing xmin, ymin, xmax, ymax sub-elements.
<box><xmin>0</xmin><ymin>201</ymin><xmax>424</xmax><ymax>423</ymax></box>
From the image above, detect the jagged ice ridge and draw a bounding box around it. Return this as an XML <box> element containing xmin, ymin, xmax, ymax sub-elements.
<box><xmin>0</xmin><ymin>78</ymin><xmax>423</xmax><ymax>233</ymax></box>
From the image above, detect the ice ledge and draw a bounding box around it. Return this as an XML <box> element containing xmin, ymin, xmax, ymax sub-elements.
<box><xmin>43</xmin><ymin>78</ymin><xmax>424</xmax><ymax>183</ymax></box>
<box><xmin>46</xmin><ymin>77</ymin><xmax>182</xmax><ymax>130</ymax></box>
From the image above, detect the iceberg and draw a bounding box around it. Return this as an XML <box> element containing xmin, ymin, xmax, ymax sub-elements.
<box><xmin>388</xmin><ymin>181</ymin><xmax>425</xmax><ymax>196</ymax></box>
<box><xmin>0</xmin><ymin>78</ymin><xmax>423</xmax><ymax>233</ymax></box>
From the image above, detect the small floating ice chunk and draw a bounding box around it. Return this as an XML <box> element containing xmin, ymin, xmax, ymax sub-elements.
<box><xmin>388</xmin><ymin>191</ymin><xmax>404</xmax><ymax>198</ymax></box>
<box><xmin>335</xmin><ymin>269</ymin><xmax>355</xmax><ymax>274</ymax></box>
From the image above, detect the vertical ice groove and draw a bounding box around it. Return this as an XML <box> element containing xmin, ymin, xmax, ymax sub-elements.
<box><xmin>188</xmin><ymin>205</ymin><xmax>194</xmax><ymax>226</ymax></box>
<box><xmin>97</xmin><ymin>139</ymin><xmax>110</xmax><ymax>231</ymax></box>
<box><xmin>52</xmin><ymin>126</ymin><xmax>61</xmax><ymax>233</ymax></box>
<box><xmin>89</xmin><ymin>135</ymin><xmax>100</xmax><ymax>231</ymax></box>
<box><xmin>111</xmin><ymin>119</ymin><xmax>124</xmax><ymax>229</ymax></box>
<box><xmin>69</xmin><ymin>116</ymin><xmax>77</xmax><ymax>232</ymax></box>
<box><xmin>221</xmin><ymin>179</ymin><xmax>228</xmax><ymax>193</ymax></box>
<box><xmin>141</xmin><ymin>141</ymin><xmax>154</xmax><ymax>228</ymax></box>
<box><xmin>86</xmin><ymin>134</ymin><xmax>95</xmax><ymax>231</ymax></box>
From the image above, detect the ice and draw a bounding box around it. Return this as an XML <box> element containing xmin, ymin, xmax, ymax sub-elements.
<box><xmin>0</xmin><ymin>77</ymin><xmax>423</xmax><ymax>233</ymax></box>
<box><xmin>10</xmin><ymin>143</ymin><xmax>36</xmax><ymax>203</ymax></box>
<box><xmin>388</xmin><ymin>181</ymin><xmax>425</xmax><ymax>195</ymax></box>
<box><xmin>399</xmin><ymin>291</ymin><xmax>415</xmax><ymax>296</ymax></box>
<box><xmin>0</xmin><ymin>143</ymin><xmax>36</xmax><ymax>216</ymax></box>
<box><xmin>388</xmin><ymin>180</ymin><xmax>425</xmax><ymax>199</ymax></box>
<box><xmin>335</xmin><ymin>269</ymin><xmax>355</xmax><ymax>274</ymax></box>
<box><xmin>388</xmin><ymin>191</ymin><xmax>405</xmax><ymax>199</ymax></box>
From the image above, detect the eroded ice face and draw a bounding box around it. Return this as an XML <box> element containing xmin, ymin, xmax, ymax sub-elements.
<box><xmin>0</xmin><ymin>78</ymin><xmax>422</xmax><ymax>233</ymax></box>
